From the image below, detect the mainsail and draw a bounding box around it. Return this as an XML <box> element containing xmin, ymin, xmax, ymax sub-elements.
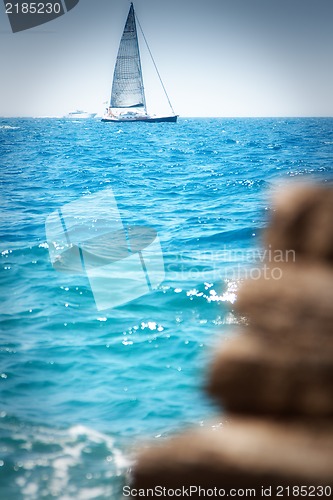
<box><xmin>102</xmin><ymin>2</ymin><xmax>177</xmax><ymax>122</ymax></box>
<box><xmin>110</xmin><ymin>3</ymin><xmax>146</xmax><ymax>109</ymax></box>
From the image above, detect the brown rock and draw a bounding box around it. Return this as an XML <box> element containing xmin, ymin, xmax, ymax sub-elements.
<box><xmin>235</xmin><ymin>263</ymin><xmax>333</xmax><ymax>354</ymax></box>
<box><xmin>265</xmin><ymin>184</ymin><xmax>333</xmax><ymax>264</ymax></box>
<box><xmin>207</xmin><ymin>334</ymin><xmax>333</xmax><ymax>416</ymax></box>
<box><xmin>131</xmin><ymin>183</ymin><xmax>333</xmax><ymax>496</ymax></box>
<box><xmin>132</xmin><ymin>418</ymin><xmax>333</xmax><ymax>497</ymax></box>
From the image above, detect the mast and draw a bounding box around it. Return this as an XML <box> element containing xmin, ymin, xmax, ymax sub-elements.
<box><xmin>110</xmin><ymin>3</ymin><xmax>146</xmax><ymax>111</ymax></box>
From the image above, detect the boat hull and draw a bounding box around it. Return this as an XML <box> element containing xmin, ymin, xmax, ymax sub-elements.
<box><xmin>101</xmin><ymin>115</ymin><xmax>178</xmax><ymax>123</ymax></box>
<box><xmin>65</xmin><ymin>112</ymin><xmax>97</xmax><ymax>119</ymax></box>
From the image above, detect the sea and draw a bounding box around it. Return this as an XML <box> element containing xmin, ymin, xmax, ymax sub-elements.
<box><xmin>1</xmin><ymin>117</ymin><xmax>332</xmax><ymax>499</ymax></box>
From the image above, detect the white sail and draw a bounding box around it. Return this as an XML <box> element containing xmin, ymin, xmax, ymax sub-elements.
<box><xmin>103</xmin><ymin>2</ymin><xmax>177</xmax><ymax>123</ymax></box>
<box><xmin>110</xmin><ymin>3</ymin><xmax>146</xmax><ymax>109</ymax></box>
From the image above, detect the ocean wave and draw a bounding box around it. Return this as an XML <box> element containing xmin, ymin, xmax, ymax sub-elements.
<box><xmin>0</xmin><ymin>416</ymin><xmax>129</xmax><ymax>500</ymax></box>
<box><xmin>185</xmin><ymin>227</ymin><xmax>261</xmax><ymax>246</ymax></box>
<box><xmin>0</xmin><ymin>125</ymin><xmax>20</xmax><ymax>130</ymax></box>
<box><xmin>1</xmin><ymin>117</ymin><xmax>332</xmax><ymax>498</ymax></box>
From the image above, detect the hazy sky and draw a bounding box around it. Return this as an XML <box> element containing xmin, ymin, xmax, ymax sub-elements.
<box><xmin>0</xmin><ymin>0</ymin><xmax>332</xmax><ymax>117</ymax></box>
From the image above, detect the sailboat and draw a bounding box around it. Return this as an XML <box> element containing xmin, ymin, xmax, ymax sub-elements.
<box><xmin>102</xmin><ymin>3</ymin><xmax>177</xmax><ymax>123</ymax></box>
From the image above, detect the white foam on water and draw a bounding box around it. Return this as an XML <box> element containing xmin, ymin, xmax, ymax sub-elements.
<box><xmin>7</xmin><ymin>422</ymin><xmax>130</xmax><ymax>500</ymax></box>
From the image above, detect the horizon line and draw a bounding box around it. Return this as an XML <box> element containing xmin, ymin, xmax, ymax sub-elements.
<box><xmin>1</xmin><ymin>115</ymin><xmax>333</xmax><ymax>119</ymax></box>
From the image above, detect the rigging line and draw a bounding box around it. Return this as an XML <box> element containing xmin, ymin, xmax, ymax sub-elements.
<box><xmin>134</xmin><ymin>10</ymin><xmax>176</xmax><ymax>115</ymax></box>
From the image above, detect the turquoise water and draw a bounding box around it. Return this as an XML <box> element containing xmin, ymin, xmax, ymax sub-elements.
<box><xmin>1</xmin><ymin>118</ymin><xmax>332</xmax><ymax>498</ymax></box>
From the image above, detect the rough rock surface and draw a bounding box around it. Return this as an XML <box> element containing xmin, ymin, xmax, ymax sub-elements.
<box><xmin>235</xmin><ymin>263</ymin><xmax>333</xmax><ymax>353</ymax></box>
<box><xmin>133</xmin><ymin>419</ymin><xmax>333</xmax><ymax>494</ymax></box>
<box><xmin>207</xmin><ymin>334</ymin><xmax>333</xmax><ymax>416</ymax></box>
<box><xmin>265</xmin><ymin>184</ymin><xmax>333</xmax><ymax>263</ymax></box>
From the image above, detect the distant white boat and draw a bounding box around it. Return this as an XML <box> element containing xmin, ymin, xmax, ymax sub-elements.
<box><xmin>102</xmin><ymin>2</ymin><xmax>177</xmax><ymax>123</ymax></box>
<box><xmin>65</xmin><ymin>110</ymin><xmax>97</xmax><ymax>119</ymax></box>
